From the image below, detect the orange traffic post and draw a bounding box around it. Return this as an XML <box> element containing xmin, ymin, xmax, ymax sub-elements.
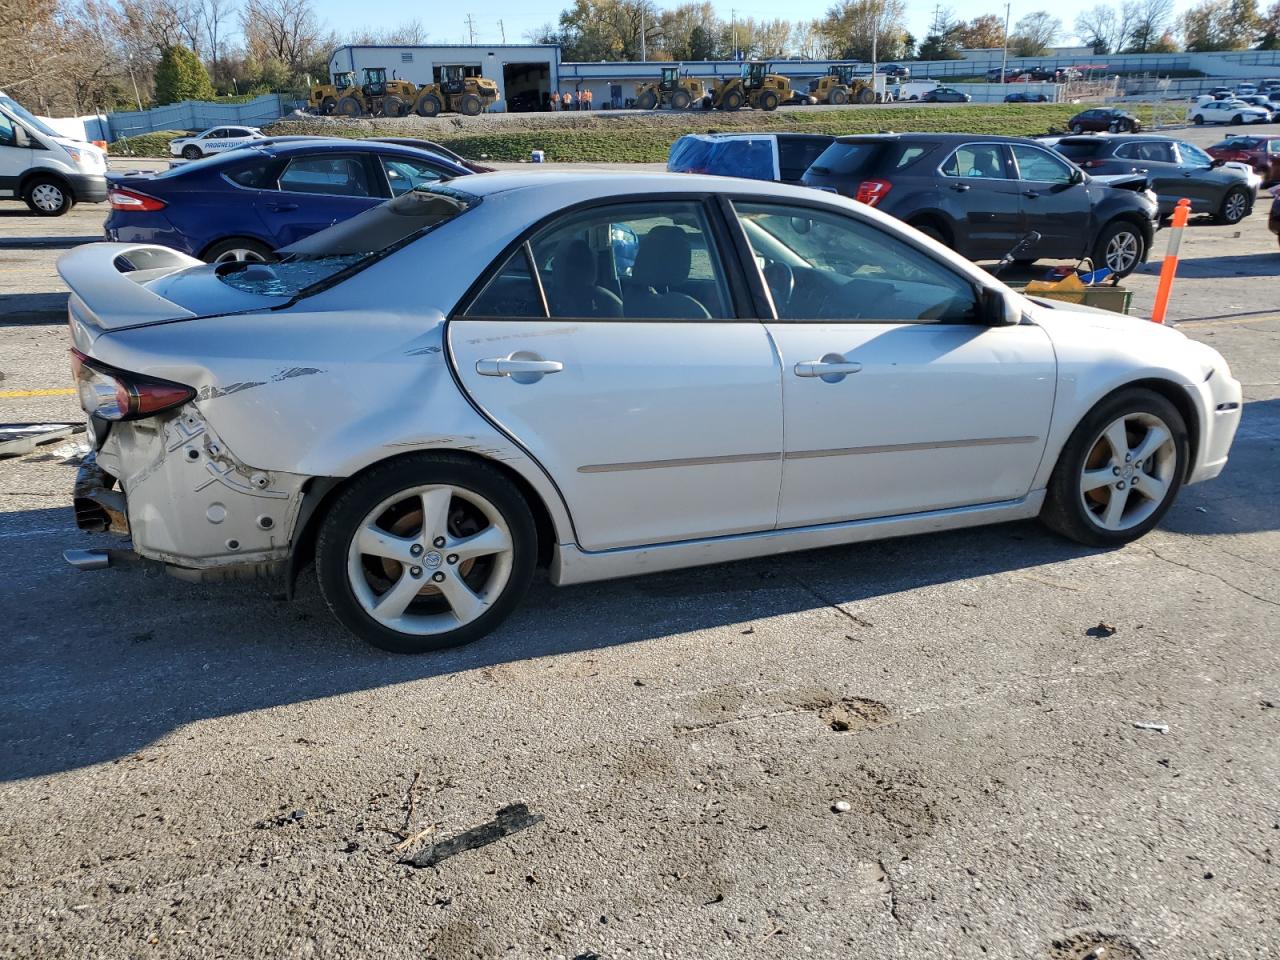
<box><xmin>1150</xmin><ymin>198</ymin><xmax>1190</xmax><ymax>324</ymax></box>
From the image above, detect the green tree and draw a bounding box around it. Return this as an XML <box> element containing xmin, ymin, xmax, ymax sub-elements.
<box><xmin>153</xmin><ymin>43</ymin><xmax>214</xmax><ymax>104</ymax></box>
<box><xmin>1183</xmin><ymin>0</ymin><xmax>1260</xmax><ymax>49</ymax></box>
<box><xmin>1259</xmin><ymin>0</ymin><xmax>1280</xmax><ymax>47</ymax></box>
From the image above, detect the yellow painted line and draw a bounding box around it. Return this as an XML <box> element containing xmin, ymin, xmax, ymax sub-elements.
<box><xmin>0</xmin><ymin>388</ymin><xmax>77</xmax><ymax>398</ymax></box>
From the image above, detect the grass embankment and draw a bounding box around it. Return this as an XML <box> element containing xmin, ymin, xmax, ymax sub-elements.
<box><xmin>107</xmin><ymin>129</ymin><xmax>186</xmax><ymax>156</ymax></box>
<box><xmin>263</xmin><ymin>103</ymin><xmax>1083</xmax><ymax>162</ymax></box>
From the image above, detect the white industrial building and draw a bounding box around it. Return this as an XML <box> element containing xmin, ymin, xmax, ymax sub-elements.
<box><xmin>328</xmin><ymin>44</ymin><xmax>561</xmax><ymax>113</ymax></box>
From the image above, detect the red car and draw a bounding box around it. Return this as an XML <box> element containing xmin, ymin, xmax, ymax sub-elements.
<box><xmin>1270</xmin><ymin>186</ymin><xmax>1280</xmax><ymax>250</ymax></box>
<box><xmin>1207</xmin><ymin>134</ymin><xmax>1280</xmax><ymax>184</ymax></box>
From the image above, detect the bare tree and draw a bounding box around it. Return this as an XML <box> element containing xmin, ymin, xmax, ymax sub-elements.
<box><xmin>1123</xmin><ymin>0</ymin><xmax>1174</xmax><ymax>52</ymax></box>
<box><xmin>1074</xmin><ymin>4</ymin><xmax>1133</xmax><ymax>53</ymax></box>
<box><xmin>198</xmin><ymin>0</ymin><xmax>236</xmax><ymax>74</ymax></box>
<box><xmin>1010</xmin><ymin>11</ymin><xmax>1060</xmax><ymax>56</ymax></box>
<box><xmin>241</xmin><ymin>0</ymin><xmax>324</xmax><ymax>73</ymax></box>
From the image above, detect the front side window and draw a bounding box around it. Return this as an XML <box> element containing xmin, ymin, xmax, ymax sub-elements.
<box><xmin>0</xmin><ymin>111</ymin><xmax>15</xmax><ymax>146</ymax></box>
<box><xmin>279</xmin><ymin>155</ymin><xmax>372</xmax><ymax>197</ymax></box>
<box><xmin>204</xmin><ymin>128</ymin><xmax>228</xmax><ymax>140</ymax></box>
<box><xmin>381</xmin><ymin>156</ymin><xmax>445</xmax><ymax>196</ymax></box>
<box><xmin>1011</xmin><ymin>144</ymin><xmax>1075</xmax><ymax>183</ymax></box>
<box><xmin>941</xmin><ymin>143</ymin><xmax>1007</xmax><ymax>179</ymax></box>
<box><xmin>525</xmin><ymin>202</ymin><xmax>733</xmax><ymax>320</ymax></box>
<box><xmin>733</xmin><ymin>202</ymin><xmax>979</xmax><ymax>324</ymax></box>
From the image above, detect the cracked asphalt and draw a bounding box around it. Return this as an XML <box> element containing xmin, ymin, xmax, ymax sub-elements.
<box><xmin>1</xmin><ymin>134</ymin><xmax>1278</xmax><ymax>959</ymax></box>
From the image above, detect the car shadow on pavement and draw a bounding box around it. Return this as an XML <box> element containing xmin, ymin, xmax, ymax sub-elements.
<box><xmin>0</xmin><ymin>292</ymin><xmax>69</xmax><ymax>326</ymax></box>
<box><xmin>1</xmin><ymin>399</ymin><xmax>1274</xmax><ymax>783</ymax></box>
<box><xmin>1153</xmin><ymin>252</ymin><xmax>1280</xmax><ymax>280</ymax></box>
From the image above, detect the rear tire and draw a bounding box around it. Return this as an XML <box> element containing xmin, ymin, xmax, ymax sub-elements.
<box><xmin>336</xmin><ymin>96</ymin><xmax>363</xmax><ymax>117</ymax></box>
<box><xmin>383</xmin><ymin>95</ymin><xmax>408</xmax><ymax>118</ymax></box>
<box><xmin>1193</xmin><ymin>114</ymin><xmax>1204</xmax><ymax>125</ymax></box>
<box><xmin>315</xmin><ymin>454</ymin><xmax>537</xmax><ymax>654</ymax></box>
<box><xmin>1229</xmin><ymin>114</ymin><xmax>1243</xmax><ymax>125</ymax></box>
<box><xmin>321</xmin><ymin>96</ymin><xmax>337</xmax><ymax>115</ymax></box>
<box><xmin>830</xmin><ymin>88</ymin><xmax>849</xmax><ymax>105</ymax></box>
<box><xmin>1041</xmin><ymin>388</ymin><xmax>1187</xmax><ymax>547</ymax></box>
<box><xmin>1070</xmin><ymin>123</ymin><xmax>1083</xmax><ymax>133</ymax></box>
<box><xmin>671</xmin><ymin>89</ymin><xmax>691</xmax><ymax>110</ymax></box>
<box><xmin>23</xmin><ymin>177</ymin><xmax>73</xmax><ymax>216</ymax></box>
<box><xmin>203</xmin><ymin>237</ymin><xmax>275</xmax><ymax>264</ymax></box>
<box><xmin>857</xmin><ymin>87</ymin><xmax>875</xmax><ymax>105</ymax></box>
<box><xmin>759</xmin><ymin>90</ymin><xmax>780</xmax><ymax>111</ymax></box>
<box><xmin>637</xmin><ymin>90</ymin><xmax>658</xmax><ymax>111</ymax></box>
<box><xmin>909</xmin><ymin>220</ymin><xmax>948</xmax><ymax>246</ymax></box>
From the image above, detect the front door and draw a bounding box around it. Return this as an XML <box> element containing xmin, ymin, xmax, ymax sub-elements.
<box><xmin>0</xmin><ymin>110</ymin><xmax>32</xmax><ymax>201</ymax></box>
<box><xmin>1009</xmin><ymin>143</ymin><xmax>1094</xmax><ymax>261</ymax></box>
<box><xmin>937</xmin><ymin>141</ymin><xmax>1024</xmax><ymax>260</ymax></box>
<box><xmin>729</xmin><ymin>200</ymin><xmax>1056</xmax><ymax>528</ymax></box>
<box><xmin>448</xmin><ymin>198</ymin><xmax>784</xmax><ymax>551</ymax></box>
<box><xmin>257</xmin><ymin>152</ymin><xmax>384</xmax><ymax>247</ymax></box>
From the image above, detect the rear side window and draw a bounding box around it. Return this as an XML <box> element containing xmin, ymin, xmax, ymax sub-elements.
<box><xmin>809</xmin><ymin>141</ymin><xmax>883</xmax><ymax>176</ymax></box>
<box><xmin>465</xmin><ymin>246</ymin><xmax>544</xmax><ymax>317</ymax></box>
<box><xmin>280</xmin><ymin>155</ymin><xmax>372</xmax><ymax>197</ymax></box>
<box><xmin>225</xmin><ymin>158</ymin><xmax>278</xmax><ymax>189</ymax></box>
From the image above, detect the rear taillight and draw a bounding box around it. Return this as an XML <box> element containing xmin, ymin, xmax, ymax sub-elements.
<box><xmin>854</xmin><ymin>179</ymin><xmax>893</xmax><ymax>206</ymax></box>
<box><xmin>1081</xmin><ymin>159</ymin><xmax>1104</xmax><ymax>169</ymax></box>
<box><xmin>108</xmin><ymin>187</ymin><xmax>166</xmax><ymax>212</ymax></box>
<box><xmin>70</xmin><ymin>349</ymin><xmax>194</xmax><ymax>421</ymax></box>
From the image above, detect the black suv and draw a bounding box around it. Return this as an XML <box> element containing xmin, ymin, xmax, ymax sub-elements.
<box><xmin>1051</xmin><ymin>134</ymin><xmax>1256</xmax><ymax>224</ymax></box>
<box><xmin>1067</xmin><ymin>108</ymin><xmax>1142</xmax><ymax>133</ymax></box>
<box><xmin>802</xmin><ymin>133</ymin><xmax>1158</xmax><ymax>275</ymax></box>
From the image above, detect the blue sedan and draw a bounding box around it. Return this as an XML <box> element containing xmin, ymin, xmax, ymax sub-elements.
<box><xmin>104</xmin><ymin>139</ymin><xmax>472</xmax><ymax>263</ymax></box>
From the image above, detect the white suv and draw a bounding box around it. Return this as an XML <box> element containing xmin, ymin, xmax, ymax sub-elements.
<box><xmin>168</xmin><ymin>126</ymin><xmax>264</xmax><ymax>160</ymax></box>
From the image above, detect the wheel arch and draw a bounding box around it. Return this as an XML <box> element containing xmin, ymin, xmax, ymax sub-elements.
<box><xmin>284</xmin><ymin>448</ymin><xmax>560</xmax><ymax>598</ymax></box>
<box><xmin>18</xmin><ymin>168</ymin><xmax>73</xmax><ymax>198</ymax></box>
<box><xmin>1097</xmin><ymin>210</ymin><xmax>1154</xmax><ymax>254</ymax></box>
<box><xmin>197</xmin><ymin>234</ymin><xmax>277</xmax><ymax>261</ymax></box>
<box><xmin>1045</xmin><ymin>378</ymin><xmax>1202</xmax><ymax>491</ymax></box>
<box><xmin>904</xmin><ymin>211</ymin><xmax>956</xmax><ymax>247</ymax></box>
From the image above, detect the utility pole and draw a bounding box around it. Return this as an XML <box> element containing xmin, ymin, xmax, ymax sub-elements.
<box><xmin>730</xmin><ymin>8</ymin><xmax>736</xmax><ymax>61</ymax></box>
<box><xmin>641</xmin><ymin>7</ymin><xmax>647</xmax><ymax>61</ymax></box>
<box><xmin>870</xmin><ymin>0</ymin><xmax>880</xmax><ymax>93</ymax></box>
<box><xmin>498</xmin><ymin>19</ymin><xmax>506</xmax><ymax>43</ymax></box>
<box><xmin>999</xmin><ymin>2</ymin><xmax>1011</xmax><ymax>83</ymax></box>
<box><xmin>465</xmin><ymin>14</ymin><xmax>476</xmax><ymax>44</ymax></box>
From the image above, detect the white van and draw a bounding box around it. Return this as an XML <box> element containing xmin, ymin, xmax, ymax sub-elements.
<box><xmin>892</xmin><ymin>79</ymin><xmax>940</xmax><ymax>101</ymax></box>
<box><xmin>0</xmin><ymin>93</ymin><xmax>108</xmax><ymax>216</ymax></box>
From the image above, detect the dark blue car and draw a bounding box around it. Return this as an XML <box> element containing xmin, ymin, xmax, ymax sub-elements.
<box><xmin>105</xmin><ymin>139</ymin><xmax>472</xmax><ymax>263</ymax></box>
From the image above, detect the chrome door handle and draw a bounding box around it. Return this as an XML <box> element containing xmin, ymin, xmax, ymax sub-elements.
<box><xmin>1022</xmin><ymin>190</ymin><xmax>1040</xmax><ymax>199</ymax></box>
<box><xmin>476</xmin><ymin>353</ymin><xmax>564</xmax><ymax>380</ymax></box>
<box><xmin>950</xmin><ymin>182</ymin><xmax>970</xmax><ymax>192</ymax></box>
<box><xmin>794</xmin><ymin>358</ymin><xmax>862</xmax><ymax>379</ymax></box>
<box><xmin>269</xmin><ymin>202</ymin><xmax>299</xmax><ymax>211</ymax></box>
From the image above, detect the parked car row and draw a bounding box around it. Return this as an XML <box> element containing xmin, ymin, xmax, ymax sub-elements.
<box><xmin>1188</xmin><ymin>98</ymin><xmax>1273</xmax><ymax>126</ymax></box>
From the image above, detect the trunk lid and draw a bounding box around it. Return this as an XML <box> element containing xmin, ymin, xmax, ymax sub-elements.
<box><xmin>57</xmin><ymin>242</ymin><xmax>291</xmax><ymax>334</ymax></box>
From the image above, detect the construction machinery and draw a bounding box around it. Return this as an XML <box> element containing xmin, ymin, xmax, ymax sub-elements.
<box><xmin>809</xmin><ymin>65</ymin><xmax>876</xmax><ymax>106</ymax></box>
<box><xmin>412</xmin><ymin>65</ymin><xmax>499</xmax><ymax>117</ymax></box>
<box><xmin>634</xmin><ymin>66</ymin><xmax>707</xmax><ymax>110</ymax></box>
<box><xmin>308</xmin><ymin>71</ymin><xmax>356</xmax><ymax>115</ymax></box>
<box><xmin>334</xmin><ymin>67</ymin><xmax>419</xmax><ymax>117</ymax></box>
<box><xmin>708</xmin><ymin>61</ymin><xmax>791</xmax><ymax>112</ymax></box>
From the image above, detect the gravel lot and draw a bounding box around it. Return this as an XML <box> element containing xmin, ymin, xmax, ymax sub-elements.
<box><xmin>1</xmin><ymin>124</ymin><xmax>1277</xmax><ymax>960</ymax></box>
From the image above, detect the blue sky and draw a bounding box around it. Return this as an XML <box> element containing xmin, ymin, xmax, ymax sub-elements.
<box><xmin>309</xmin><ymin>0</ymin><xmax>1202</xmax><ymax>49</ymax></box>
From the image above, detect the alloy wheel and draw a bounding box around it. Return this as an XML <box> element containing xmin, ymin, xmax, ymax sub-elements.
<box><xmin>212</xmin><ymin>247</ymin><xmax>268</xmax><ymax>264</ymax></box>
<box><xmin>1223</xmin><ymin>191</ymin><xmax>1248</xmax><ymax>223</ymax></box>
<box><xmin>1104</xmin><ymin>230</ymin><xmax>1140</xmax><ymax>273</ymax></box>
<box><xmin>1078</xmin><ymin>412</ymin><xmax>1177</xmax><ymax>532</ymax></box>
<box><xmin>31</xmin><ymin>184</ymin><xmax>64</xmax><ymax>212</ymax></box>
<box><xmin>345</xmin><ymin>484</ymin><xmax>514</xmax><ymax>635</ymax></box>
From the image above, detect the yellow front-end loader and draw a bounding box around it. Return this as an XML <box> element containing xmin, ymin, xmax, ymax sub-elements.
<box><xmin>308</xmin><ymin>71</ymin><xmax>356</xmax><ymax>115</ymax></box>
<box><xmin>708</xmin><ymin>61</ymin><xmax>792</xmax><ymax>112</ymax></box>
<box><xmin>635</xmin><ymin>66</ymin><xmax>707</xmax><ymax>110</ymax></box>
<box><xmin>334</xmin><ymin>67</ymin><xmax>419</xmax><ymax>117</ymax></box>
<box><xmin>809</xmin><ymin>65</ymin><xmax>876</xmax><ymax>106</ymax></box>
<box><xmin>413</xmin><ymin>65</ymin><xmax>500</xmax><ymax>117</ymax></box>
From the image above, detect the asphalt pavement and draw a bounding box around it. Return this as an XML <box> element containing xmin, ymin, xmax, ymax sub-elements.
<box><xmin>1</xmin><ymin>123</ymin><xmax>1277</xmax><ymax>960</ymax></box>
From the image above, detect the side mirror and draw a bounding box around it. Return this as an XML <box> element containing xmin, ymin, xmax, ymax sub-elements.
<box><xmin>1070</xmin><ymin>167</ymin><xmax>1085</xmax><ymax>185</ymax></box>
<box><xmin>12</xmin><ymin>124</ymin><xmax>30</xmax><ymax>148</ymax></box>
<box><xmin>981</xmin><ymin>286</ymin><xmax>1021</xmax><ymax>326</ymax></box>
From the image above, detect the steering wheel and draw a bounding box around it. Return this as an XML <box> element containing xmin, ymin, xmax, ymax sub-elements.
<box><xmin>762</xmin><ymin>260</ymin><xmax>795</xmax><ymax>312</ymax></box>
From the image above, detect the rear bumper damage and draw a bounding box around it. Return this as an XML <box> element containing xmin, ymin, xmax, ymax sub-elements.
<box><xmin>73</xmin><ymin>405</ymin><xmax>310</xmax><ymax>580</ymax></box>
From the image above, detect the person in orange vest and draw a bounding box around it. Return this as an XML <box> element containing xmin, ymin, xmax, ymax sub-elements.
<box><xmin>582</xmin><ymin>88</ymin><xmax>592</xmax><ymax>110</ymax></box>
<box><xmin>562</xmin><ymin>91</ymin><xmax>572</xmax><ymax>110</ymax></box>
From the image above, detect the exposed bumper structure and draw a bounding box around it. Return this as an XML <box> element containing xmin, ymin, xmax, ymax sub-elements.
<box><xmin>75</xmin><ymin>406</ymin><xmax>310</xmax><ymax>575</ymax></box>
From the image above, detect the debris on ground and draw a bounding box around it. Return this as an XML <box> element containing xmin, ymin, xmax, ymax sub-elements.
<box><xmin>1132</xmin><ymin>722</ymin><xmax>1170</xmax><ymax>734</ymax></box>
<box><xmin>401</xmin><ymin>803</ymin><xmax>543</xmax><ymax>868</ymax></box>
<box><xmin>0</xmin><ymin>423</ymin><xmax>85</xmax><ymax>458</ymax></box>
<box><xmin>254</xmin><ymin>809</ymin><xmax>306</xmax><ymax>830</ymax></box>
<box><xmin>832</xmin><ymin>800</ymin><xmax>852</xmax><ymax>813</ymax></box>
<box><xmin>1086</xmin><ymin>622</ymin><xmax>1117</xmax><ymax>638</ymax></box>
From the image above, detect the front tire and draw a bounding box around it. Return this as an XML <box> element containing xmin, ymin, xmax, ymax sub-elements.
<box><xmin>637</xmin><ymin>90</ymin><xmax>658</xmax><ymax>111</ymax></box>
<box><xmin>1093</xmin><ymin>219</ymin><xmax>1145</xmax><ymax>277</ymax></box>
<box><xmin>1217</xmin><ymin>186</ymin><xmax>1251</xmax><ymax>224</ymax></box>
<box><xmin>181</xmin><ymin>144</ymin><xmax>202</xmax><ymax>160</ymax></box>
<box><xmin>1193</xmin><ymin>114</ymin><xmax>1204</xmax><ymax>125</ymax></box>
<box><xmin>1041</xmin><ymin>388</ymin><xmax>1188</xmax><ymax>547</ymax></box>
<box><xmin>415</xmin><ymin>92</ymin><xmax>442</xmax><ymax>117</ymax></box>
<box><xmin>316</xmin><ymin>454</ymin><xmax>537</xmax><ymax>654</ymax></box>
<box><xmin>671</xmin><ymin>89</ymin><xmax>692</xmax><ymax>110</ymax></box>
<box><xmin>721</xmin><ymin>90</ymin><xmax>743</xmax><ymax>111</ymax></box>
<box><xmin>23</xmin><ymin>177</ymin><xmax>73</xmax><ymax>216</ymax></box>
<box><xmin>1070</xmin><ymin>123</ymin><xmax>1083</xmax><ymax>133</ymax></box>
<box><xmin>830</xmin><ymin>88</ymin><xmax>848</xmax><ymax>106</ymax></box>
<box><xmin>459</xmin><ymin>93</ymin><xmax>483</xmax><ymax>116</ymax></box>
<box><xmin>336</xmin><ymin>96</ymin><xmax>363</xmax><ymax>117</ymax></box>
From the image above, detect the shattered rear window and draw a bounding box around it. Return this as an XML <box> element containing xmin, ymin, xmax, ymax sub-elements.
<box><xmin>216</xmin><ymin>185</ymin><xmax>478</xmax><ymax>300</ymax></box>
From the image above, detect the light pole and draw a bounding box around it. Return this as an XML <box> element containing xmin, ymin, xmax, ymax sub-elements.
<box><xmin>999</xmin><ymin>2</ymin><xmax>1011</xmax><ymax>84</ymax></box>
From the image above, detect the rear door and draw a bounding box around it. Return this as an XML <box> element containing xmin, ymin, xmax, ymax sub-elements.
<box><xmin>1114</xmin><ymin>140</ymin><xmax>1180</xmax><ymax>207</ymax></box>
<box><xmin>1009</xmin><ymin>142</ymin><xmax>1092</xmax><ymax>261</ymax></box>
<box><xmin>937</xmin><ymin>141</ymin><xmax>1024</xmax><ymax>259</ymax></box>
<box><xmin>257</xmin><ymin>152</ymin><xmax>385</xmax><ymax>247</ymax></box>
<box><xmin>448</xmin><ymin>197</ymin><xmax>784</xmax><ymax>551</ymax></box>
<box><xmin>1173</xmin><ymin>140</ymin><xmax>1227</xmax><ymax>211</ymax></box>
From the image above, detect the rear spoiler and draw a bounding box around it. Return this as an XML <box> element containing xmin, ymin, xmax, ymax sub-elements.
<box><xmin>57</xmin><ymin>243</ymin><xmax>200</xmax><ymax>330</ymax></box>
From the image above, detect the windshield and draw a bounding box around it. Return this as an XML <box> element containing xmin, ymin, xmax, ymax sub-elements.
<box><xmin>1178</xmin><ymin>142</ymin><xmax>1213</xmax><ymax>166</ymax></box>
<box><xmin>218</xmin><ymin>185</ymin><xmax>478</xmax><ymax>298</ymax></box>
<box><xmin>0</xmin><ymin>96</ymin><xmax>64</xmax><ymax>139</ymax></box>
